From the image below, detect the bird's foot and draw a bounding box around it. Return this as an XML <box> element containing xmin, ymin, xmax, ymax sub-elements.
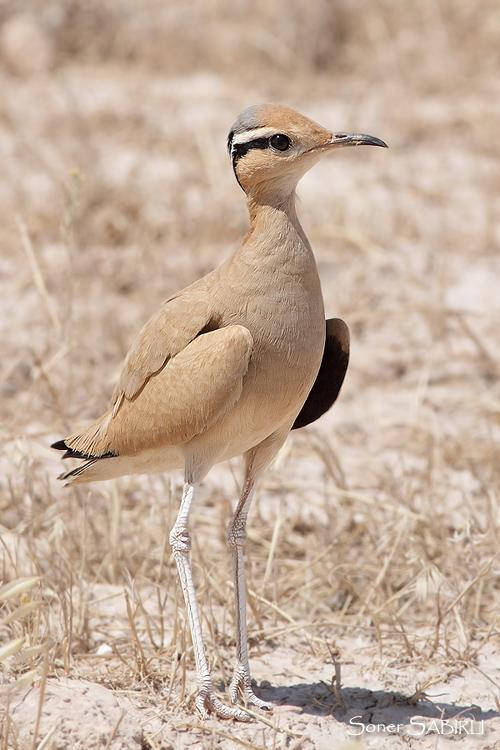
<box><xmin>229</xmin><ymin>673</ymin><xmax>273</xmax><ymax>712</ymax></box>
<box><xmin>195</xmin><ymin>686</ymin><xmax>251</xmax><ymax>721</ymax></box>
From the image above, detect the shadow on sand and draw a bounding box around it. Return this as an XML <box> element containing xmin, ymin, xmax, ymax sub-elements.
<box><xmin>251</xmin><ymin>681</ymin><xmax>497</xmax><ymax>737</ymax></box>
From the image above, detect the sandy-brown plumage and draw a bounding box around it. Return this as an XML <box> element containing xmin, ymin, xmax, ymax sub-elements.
<box><xmin>52</xmin><ymin>103</ymin><xmax>386</xmax><ymax>719</ymax></box>
<box><xmin>55</xmin><ymin>200</ymin><xmax>326</xmax><ymax>483</ymax></box>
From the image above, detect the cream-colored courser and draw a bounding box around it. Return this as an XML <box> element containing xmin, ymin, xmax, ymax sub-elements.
<box><xmin>53</xmin><ymin>104</ymin><xmax>387</xmax><ymax>720</ymax></box>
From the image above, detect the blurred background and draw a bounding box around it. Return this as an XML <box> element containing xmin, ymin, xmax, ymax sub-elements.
<box><xmin>0</xmin><ymin>0</ymin><xmax>499</xmax><ymax>744</ymax></box>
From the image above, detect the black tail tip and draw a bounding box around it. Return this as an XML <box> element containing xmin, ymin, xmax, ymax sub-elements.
<box><xmin>51</xmin><ymin>439</ymin><xmax>82</xmax><ymax>460</ymax></box>
<box><xmin>51</xmin><ymin>439</ymin><xmax>69</xmax><ymax>452</ymax></box>
<box><xmin>51</xmin><ymin>439</ymin><xmax>117</xmax><ymax>461</ymax></box>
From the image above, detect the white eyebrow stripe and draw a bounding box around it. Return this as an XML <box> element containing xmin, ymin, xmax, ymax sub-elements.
<box><xmin>231</xmin><ymin>127</ymin><xmax>276</xmax><ymax>146</ymax></box>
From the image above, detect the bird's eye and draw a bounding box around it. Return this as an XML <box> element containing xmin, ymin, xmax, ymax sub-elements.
<box><xmin>269</xmin><ymin>134</ymin><xmax>291</xmax><ymax>151</ymax></box>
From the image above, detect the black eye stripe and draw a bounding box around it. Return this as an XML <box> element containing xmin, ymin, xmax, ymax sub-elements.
<box><xmin>231</xmin><ymin>137</ymin><xmax>270</xmax><ymax>165</ymax></box>
<box><xmin>228</xmin><ymin>134</ymin><xmax>292</xmax><ymax>190</ymax></box>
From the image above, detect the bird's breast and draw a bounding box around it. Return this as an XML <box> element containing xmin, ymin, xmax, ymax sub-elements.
<box><xmin>217</xmin><ymin>270</ymin><xmax>325</xmax><ymax>438</ymax></box>
<box><xmin>206</xmin><ymin>209</ymin><xmax>326</xmax><ymax>443</ymax></box>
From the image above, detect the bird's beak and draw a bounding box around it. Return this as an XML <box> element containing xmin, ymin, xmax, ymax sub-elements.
<box><xmin>327</xmin><ymin>132</ymin><xmax>388</xmax><ymax>150</ymax></box>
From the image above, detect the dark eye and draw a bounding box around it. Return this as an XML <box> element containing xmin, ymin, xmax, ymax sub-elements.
<box><xmin>269</xmin><ymin>133</ymin><xmax>291</xmax><ymax>151</ymax></box>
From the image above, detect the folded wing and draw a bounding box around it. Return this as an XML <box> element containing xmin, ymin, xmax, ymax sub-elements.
<box><xmin>53</xmin><ymin>290</ymin><xmax>254</xmax><ymax>460</ymax></box>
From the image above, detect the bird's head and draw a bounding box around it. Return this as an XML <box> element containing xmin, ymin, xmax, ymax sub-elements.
<box><xmin>227</xmin><ymin>103</ymin><xmax>387</xmax><ymax>204</ymax></box>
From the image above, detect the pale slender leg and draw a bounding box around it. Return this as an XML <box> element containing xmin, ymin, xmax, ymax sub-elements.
<box><xmin>169</xmin><ymin>481</ymin><xmax>249</xmax><ymax>720</ymax></box>
<box><xmin>227</xmin><ymin>477</ymin><xmax>273</xmax><ymax>710</ymax></box>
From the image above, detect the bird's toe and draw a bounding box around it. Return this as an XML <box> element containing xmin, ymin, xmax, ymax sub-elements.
<box><xmin>196</xmin><ymin>687</ymin><xmax>251</xmax><ymax>721</ymax></box>
<box><xmin>229</xmin><ymin>675</ymin><xmax>273</xmax><ymax>712</ymax></box>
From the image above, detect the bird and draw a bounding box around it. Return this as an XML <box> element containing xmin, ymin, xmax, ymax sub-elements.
<box><xmin>52</xmin><ymin>103</ymin><xmax>387</xmax><ymax>720</ymax></box>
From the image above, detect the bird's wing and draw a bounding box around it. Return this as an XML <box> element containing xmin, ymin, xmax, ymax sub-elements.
<box><xmin>291</xmin><ymin>318</ymin><xmax>349</xmax><ymax>430</ymax></box>
<box><xmin>59</xmin><ymin>323</ymin><xmax>254</xmax><ymax>458</ymax></box>
<box><xmin>112</xmin><ymin>293</ymin><xmax>213</xmax><ymax>402</ymax></box>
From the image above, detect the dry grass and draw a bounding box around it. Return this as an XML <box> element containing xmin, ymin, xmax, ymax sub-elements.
<box><xmin>1</xmin><ymin>0</ymin><xmax>500</xmax><ymax>747</ymax></box>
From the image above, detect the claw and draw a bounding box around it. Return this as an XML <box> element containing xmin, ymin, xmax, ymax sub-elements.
<box><xmin>195</xmin><ymin>687</ymin><xmax>251</xmax><ymax>721</ymax></box>
<box><xmin>229</xmin><ymin>674</ymin><xmax>273</xmax><ymax>712</ymax></box>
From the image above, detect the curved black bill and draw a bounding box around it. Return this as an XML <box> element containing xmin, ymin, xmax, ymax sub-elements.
<box><xmin>329</xmin><ymin>132</ymin><xmax>388</xmax><ymax>149</ymax></box>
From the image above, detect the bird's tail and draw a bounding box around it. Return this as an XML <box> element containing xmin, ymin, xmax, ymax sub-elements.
<box><xmin>51</xmin><ymin>415</ymin><xmax>118</xmax><ymax>486</ymax></box>
<box><xmin>56</xmin><ymin>456</ymin><xmax>100</xmax><ymax>485</ymax></box>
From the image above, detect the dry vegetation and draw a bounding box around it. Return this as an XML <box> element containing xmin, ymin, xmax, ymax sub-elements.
<box><xmin>1</xmin><ymin>0</ymin><xmax>500</xmax><ymax>748</ymax></box>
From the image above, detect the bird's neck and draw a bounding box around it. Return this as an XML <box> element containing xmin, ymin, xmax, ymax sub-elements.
<box><xmin>219</xmin><ymin>185</ymin><xmax>324</xmax><ymax>331</ymax></box>
<box><xmin>246</xmin><ymin>178</ymin><xmax>298</xmax><ymax>219</ymax></box>
<box><xmin>244</xmin><ymin>189</ymin><xmax>311</xmax><ymax>256</ymax></box>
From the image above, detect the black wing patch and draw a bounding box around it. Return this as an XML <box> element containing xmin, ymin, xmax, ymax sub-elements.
<box><xmin>292</xmin><ymin>318</ymin><xmax>350</xmax><ymax>430</ymax></box>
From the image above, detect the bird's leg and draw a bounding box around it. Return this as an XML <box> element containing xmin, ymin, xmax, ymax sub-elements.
<box><xmin>170</xmin><ymin>481</ymin><xmax>249</xmax><ymax>721</ymax></box>
<box><xmin>227</xmin><ymin>476</ymin><xmax>273</xmax><ymax>711</ymax></box>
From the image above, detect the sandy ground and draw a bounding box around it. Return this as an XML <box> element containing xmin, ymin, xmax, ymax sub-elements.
<box><xmin>1</xmin><ymin>2</ymin><xmax>500</xmax><ymax>748</ymax></box>
<box><xmin>5</xmin><ymin>623</ymin><xmax>500</xmax><ymax>749</ymax></box>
